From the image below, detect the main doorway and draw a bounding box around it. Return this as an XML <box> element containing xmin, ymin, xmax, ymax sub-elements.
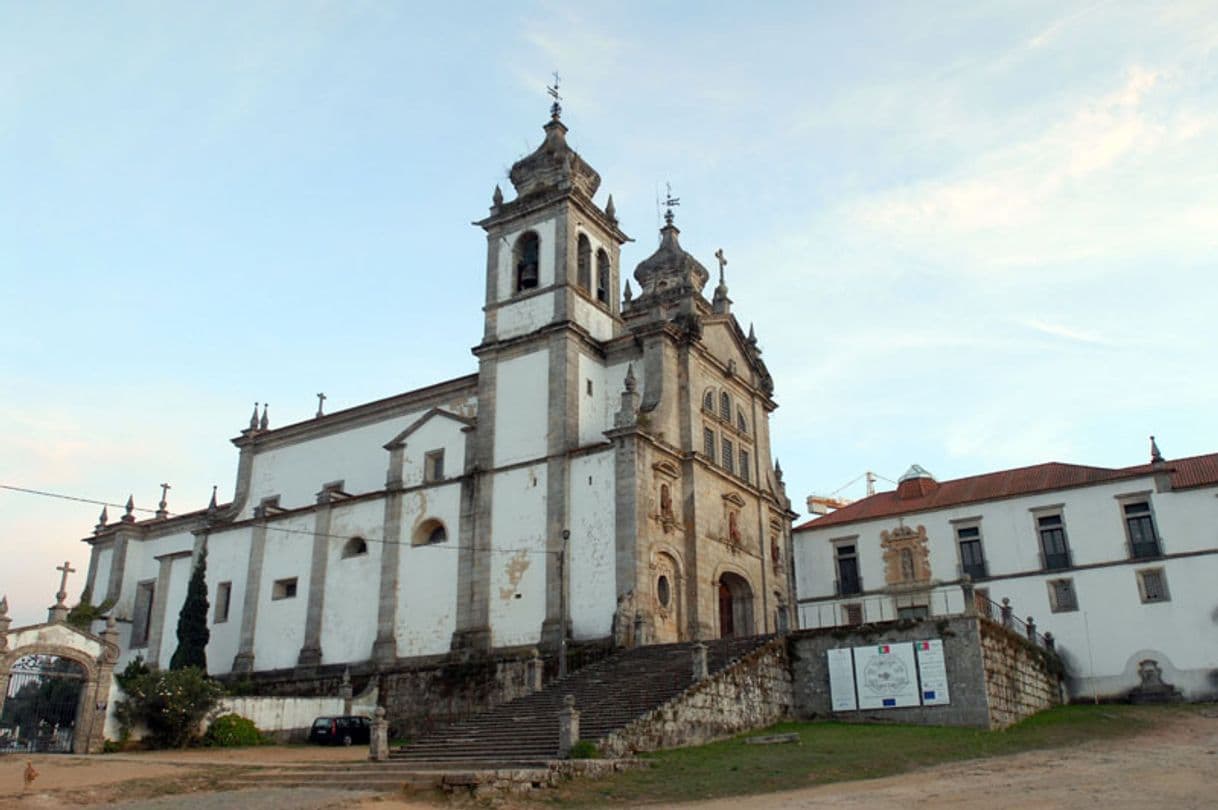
<box><xmin>717</xmin><ymin>572</ymin><xmax>754</xmax><ymax>639</ymax></box>
<box><xmin>0</xmin><ymin>654</ymin><xmax>86</xmax><ymax>753</ymax></box>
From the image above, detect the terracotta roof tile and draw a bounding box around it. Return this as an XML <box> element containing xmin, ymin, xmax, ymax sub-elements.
<box><xmin>795</xmin><ymin>453</ymin><xmax>1218</xmax><ymax>531</ymax></box>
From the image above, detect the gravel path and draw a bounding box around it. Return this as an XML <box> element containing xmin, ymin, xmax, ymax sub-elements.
<box><xmin>105</xmin><ymin>788</ymin><xmax>380</xmax><ymax>810</ymax></box>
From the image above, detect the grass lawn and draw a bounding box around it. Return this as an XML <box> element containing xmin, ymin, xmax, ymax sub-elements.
<box><xmin>544</xmin><ymin>704</ymin><xmax>1194</xmax><ymax>807</ymax></box>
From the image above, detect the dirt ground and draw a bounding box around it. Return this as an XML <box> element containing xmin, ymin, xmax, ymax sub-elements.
<box><xmin>1</xmin><ymin>711</ymin><xmax>1215</xmax><ymax>809</ymax></box>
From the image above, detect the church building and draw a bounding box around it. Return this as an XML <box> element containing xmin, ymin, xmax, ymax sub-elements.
<box><xmin>80</xmin><ymin>104</ymin><xmax>796</xmax><ymax>680</ymax></box>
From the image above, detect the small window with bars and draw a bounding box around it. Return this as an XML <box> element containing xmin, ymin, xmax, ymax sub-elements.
<box><xmin>739</xmin><ymin>449</ymin><xmax>750</xmax><ymax>483</ymax></box>
<box><xmin>1136</xmin><ymin>568</ymin><xmax>1169</xmax><ymax>603</ymax></box>
<box><xmin>722</xmin><ymin>437</ymin><xmax>734</xmax><ymax>474</ymax></box>
<box><xmin>703</xmin><ymin>427</ymin><xmax>716</xmax><ymax>462</ymax></box>
<box><xmin>719</xmin><ymin>392</ymin><xmax>732</xmax><ymax>420</ymax></box>
<box><xmin>1047</xmin><ymin>578</ymin><xmax>1078</xmax><ymax>612</ymax></box>
<box><xmin>842</xmin><ymin>603</ymin><xmax>863</xmax><ymax>626</ymax></box>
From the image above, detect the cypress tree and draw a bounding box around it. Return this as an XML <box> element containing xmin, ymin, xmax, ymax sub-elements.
<box><xmin>169</xmin><ymin>546</ymin><xmax>210</xmax><ymax>671</ymax></box>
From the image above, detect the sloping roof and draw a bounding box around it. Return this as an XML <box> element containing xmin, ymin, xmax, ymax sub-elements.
<box><xmin>795</xmin><ymin>453</ymin><xmax>1218</xmax><ymax>531</ymax></box>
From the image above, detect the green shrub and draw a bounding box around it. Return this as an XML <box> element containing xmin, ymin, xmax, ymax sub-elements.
<box><xmin>204</xmin><ymin>713</ymin><xmax>263</xmax><ymax>747</ymax></box>
<box><xmin>569</xmin><ymin>739</ymin><xmax>599</xmax><ymax>759</ymax></box>
<box><xmin>114</xmin><ymin>661</ymin><xmax>223</xmax><ymax>749</ymax></box>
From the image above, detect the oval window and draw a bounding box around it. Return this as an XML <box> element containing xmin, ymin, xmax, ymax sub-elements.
<box><xmin>657</xmin><ymin>575</ymin><xmax>671</xmax><ymax>607</ymax></box>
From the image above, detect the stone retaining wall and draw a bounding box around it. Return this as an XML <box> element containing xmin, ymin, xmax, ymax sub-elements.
<box><xmin>599</xmin><ymin>638</ymin><xmax>793</xmax><ymax>756</ymax></box>
<box><xmin>789</xmin><ymin>615</ymin><xmax>1062</xmax><ymax>729</ymax></box>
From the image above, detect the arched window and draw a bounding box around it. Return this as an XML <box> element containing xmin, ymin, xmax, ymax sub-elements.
<box><xmin>514</xmin><ymin>231</ymin><xmax>540</xmax><ymax>292</ymax></box>
<box><xmin>657</xmin><ymin>574</ymin><xmax>671</xmax><ymax>607</ymax></box>
<box><xmin>342</xmin><ymin>536</ymin><xmax>368</xmax><ymax>558</ymax></box>
<box><xmin>596</xmin><ymin>249</ymin><xmax>610</xmax><ymax>303</ymax></box>
<box><xmin>737</xmin><ymin>410</ymin><xmax>747</xmax><ymax>433</ymax></box>
<box><xmin>576</xmin><ymin>233</ymin><xmax>591</xmax><ymax>292</ymax></box>
<box><xmin>413</xmin><ymin>519</ymin><xmax>449</xmax><ymax>546</ymax></box>
<box><xmin>703</xmin><ymin>390</ymin><xmax>715</xmax><ymax>411</ymax></box>
<box><xmin>719</xmin><ymin>392</ymin><xmax>731</xmax><ymax>420</ymax></box>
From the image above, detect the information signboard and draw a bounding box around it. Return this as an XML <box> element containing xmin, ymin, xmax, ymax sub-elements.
<box><xmin>915</xmin><ymin>639</ymin><xmax>950</xmax><ymax>705</ymax></box>
<box><xmin>826</xmin><ymin>647</ymin><xmax>858</xmax><ymax>711</ymax></box>
<box><xmin>852</xmin><ymin>642</ymin><xmax>921</xmax><ymax>709</ymax></box>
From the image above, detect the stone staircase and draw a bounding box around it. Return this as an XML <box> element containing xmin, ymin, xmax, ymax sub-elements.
<box><xmin>392</xmin><ymin>635</ymin><xmax>772</xmax><ymax>764</ymax></box>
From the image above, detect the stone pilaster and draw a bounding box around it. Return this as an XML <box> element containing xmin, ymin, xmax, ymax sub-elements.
<box><xmin>372</xmin><ymin>488</ymin><xmax>403</xmax><ymax>665</ymax></box>
<box><xmin>558</xmin><ymin>694</ymin><xmax>580</xmax><ymax>758</ymax></box>
<box><xmin>541</xmin><ymin>334</ymin><xmax>578</xmax><ymax>651</ymax></box>
<box><xmin>104</xmin><ymin>532</ymin><xmax>130</xmax><ymax>605</ymax></box>
<box><xmin>298</xmin><ymin>493</ymin><xmax>334</xmax><ymax>668</ymax></box>
<box><xmin>232</xmin><ymin>517</ymin><xmax>268</xmax><ymax>673</ymax></box>
<box><xmin>452</xmin><ymin>365</ymin><xmax>495</xmax><ymax>654</ymax></box>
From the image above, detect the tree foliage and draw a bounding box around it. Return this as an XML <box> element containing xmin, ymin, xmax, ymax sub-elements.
<box><xmin>203</xmin><ymin>713</ymin><xmax>264</xmax><ymax>747</ymax></box>
<box><xmin>113</xmin><ymin>657</ymin><xmax>222</xmax><ymax>748</ymax></box>
<box><xmin>169</xmin><ymin>547</ymin><xmax>210</xmax><ymax>671</ymax></box>
<box><xmin>66</xmin><ymin>588</ymin><xmax>114</xmax><ymax>631</ymax></box>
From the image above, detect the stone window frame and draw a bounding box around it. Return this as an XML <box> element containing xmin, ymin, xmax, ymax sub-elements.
<box><xmin>1046</xmin><ymin>577</ymin><xmax>1078</xmax><ymax>613</ymax></box>
<box><xmin>595</xmin><ymin>248</ymin><xmax>611</xmax><ymax>304</ymax></box>
<box><xmin>719</xmin><ymin>391</ymin><xmax>732</xmax><ymax>420</ymax></box>
<box><xmin>702</xmin><ymin>426</ymin><xmax>717</xmax><ymax>463</ymax></box>
<box><xmin>841</xmin><ymin>603</ymin><xmax>864</xmax><ymax>626</ymax></box>
<box><xmin>721</xmin><ymin>436</ymin><xmax>735</xmax><ymax>474</ymax></box>
<box><xmin>1115</xmin><ymin>490</ymin><xmax>1163</xmax><ymax>560</ymax></box>
<box><xmin>831</xmin><ymin>535</ymin><xmax>862</xmax><ymax>596</ymax></box>
<box><xmin>413</xmin><ymin>518</ymin><xmax>449</xmax><ymax>547</ymax></box>
<box><xmin>130</xmin><ymin>579</ymin><xmax>156</xmax><ymax>648</ymax></box>
<box><xmin>950</xmin><ymin>516</ymin><xmax>988</xmax><ymax>580</ymax></box>
<box><xmin>739</xmin><ymin>448</ymin><xmax>750</xmax><ymax>484</ymax></box>
<box><xmin>1030</xmin><ymin>504</ymin><xmax>1071</xmax><ymax>571</ymax></box>
<box><xmin>736</xmin><ymin>409</ymin><xmax>748</xmax><ymax>434</ymax></box>
<box><xmin>576</xmin><ymin>232</ymin><xmax>592</xmax><ymax>292</ymax></box>
<box><xmin>424</xmin><ymin>449</ymin><xmax>445</xmax><ymax>483</ymax></box>
<box><xmin>1135</xmin><ymin>567</ymin><xmax>1170</xmax><ymax>604</ymax></box>
<box><xmin>214</xmin><ymin>581</ymin><xmax>232</xmax><ymax>623</ymax></box>
<box><xmin>702</xmin><ymin>389</ymin><xmax>715</xmax><ymax>412</ymax></box>
<box><xmin>271</xmin><ymin>577</ymin><xmax>298</xmax><ymax>601</ymax></box>
<box><xmin>513</xmin><ymin>230</ymin><xmax>541</xmax><ymax>293</ymax></box>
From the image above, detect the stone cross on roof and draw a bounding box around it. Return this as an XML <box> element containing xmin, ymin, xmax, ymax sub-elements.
<box><xmin>55</xmin><ymin>560</ymin><xmax>76</xmax><ymax>607</ymax></box>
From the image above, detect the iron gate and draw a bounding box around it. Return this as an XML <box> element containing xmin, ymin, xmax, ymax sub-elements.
<box><xmin>1</xmin><ymin>654</ymin><xmax>85</xmax><ymax>753</ymax></box>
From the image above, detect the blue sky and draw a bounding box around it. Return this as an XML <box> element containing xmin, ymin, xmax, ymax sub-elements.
<box><xmin>2</xmin><ymin>2</ymin><xmax>1216</xmax><ymax>627</ymax></box>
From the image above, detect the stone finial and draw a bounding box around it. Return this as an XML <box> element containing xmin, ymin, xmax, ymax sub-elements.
<box><xmin>1150</xmin><ymin>435</ymin><xmax>1165</xmax><ymax>464</ymax></box>
<box><xmin>712</xmin><ymin>248</ymin><xmax>731</xmax><ymax>316</ymax></box>
<box><xmin>259</xmin><ymin>404</ymin><xmax>269</xmax><ymax>431</ymax></box>
<box><xmin>624</xmin><ymin>364</ymin><xmax>637</xmax><ymax>393</ymax></box>
<box><xmin>122</xmin><ymin>495</ymin><xmax>136</xmax><ymax>523</ymax></box>
<box><xmin>605</xmin><ymin>193</ymin><xmax>617</xmax><ymax>223</ymax></box>
<box><xmin>615</xmin><ymin>364</ymin><xmax>642</xmax><ymax>428</ymax></box>
<box><xmin>747</xmin><ymin>323</ymin><xmax>757</xmax><ymax>345</ymax></box>
<box><xmin>492</xmin><ymin>184</ymin><xmax>503</xmax><ymax>207</ymax></box>
<box><xmin>94</xmin><ymin>506</ymin><xmax>109</xmax><ymax>534</ymax></box>
<box><xmin>316</xmin><ymin>392</ymin><xmax>326</xmax><ymax>418</ymax></box>
<box><xmin>370</xmin><ymin>706</ymin><xmax>389</xmax><ymax>762</ymax></box>
<box><xmin>207</xmin><ymin>485</ymin><xmax>218</xmax><ymax>515</ymax></box>
<box><xmin>0</xmin><ymin>596</ymin><xmax>10</xmax><ymax>651</ymax></box>
<box><xmin>623</xmin><ymin>280</ymin><xmax>633</xmax><ymax>302</ymax></box>
<box><xmin>0</xmin><ymin>595</ymin><xmax>8</xmax><ymax>618</ymax></box>
<box><xmin>774</xmin><ymin>459</ymin><xmax>784</xmax><ymax>485</ymax></box>
<box><xmin>249</xmin><ymin>402</ymin><xmax>260</xmax><ymax>431</ymax></box>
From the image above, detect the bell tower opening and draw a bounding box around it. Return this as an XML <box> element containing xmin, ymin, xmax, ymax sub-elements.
<box><xmin>514</xmin><ymin>231</ymin><xmax>540</xmax><ymax>292</ymax></box>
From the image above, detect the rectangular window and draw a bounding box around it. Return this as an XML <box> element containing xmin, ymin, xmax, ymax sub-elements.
<box><xmin>214</xmin><ymin>581</ymin><xmax>232</xmax><ymax>623</ymax></box>
<box><xmin>425</xmin><ymin>449</ymin><xmax>445</xmax><ymax>482</ymax></box>
<box><xmin>272</xmin><ymin>577</ymin><xmax>298</xmax><ymax>600</ymax></box>
<box><xmin>1136</xmin><ymin>568</ymin><xmax>1170</xmax><ymax>603</ymax></box>
<box><xmin>585</xmin><ymin>378</ymin><xmax>593</xmax><ymax>396</ymax></box>
<box><xmin>1047</xmin><ymin>578</ymin><xmax>1078</xmax><ymax>613</ymax></box>
<box><xmin>842</xmin><ymin>603</ymin><xmax>863</xmax><ymax>626</ymax></box>
<box><xmin>722</xmin><ymin>437</ymin><xmax>735</xmax><ymax>474</ymax></box>
<box><xmin>703</xmin><ymin>428</ymin><xmax>716</xmax><ymax>463</ymax></box>
<box><xmin>130</xmin><ymin>580</ymin><xmax>156</xmax><ymax>648</ymax></box>
<box><xmin>1123</xmin><ymin>501</ymin><xmax>1160</xmax><ymax>559</ymax></box>
<box><xmin>956</xmin><ymin>525</ymin><xmax>987</xmax><ymax>579</ymax></box>
<box><xmin>1037</xmin><ymin>513</ymin><xmax>1071</xmax><ymax>570</ymax></box>
<box><xmin>835</xmin><ymin>544</ymin><xmax>861</xmax><ymax>596</ymax></box>
<box><xmin>740</xmin><ymin>449</ymin><xmax>750</xmax><ymax>483</ymax></box>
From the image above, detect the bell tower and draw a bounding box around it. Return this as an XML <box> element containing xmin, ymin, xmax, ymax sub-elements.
<box><xmin>474</xmin><ymin>104</ymin><xmax>630</xmax><ymax>346</ymax></box>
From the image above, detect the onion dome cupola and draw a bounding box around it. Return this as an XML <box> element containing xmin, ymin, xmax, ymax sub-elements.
<box><xmin>631</xmin><ymin>213</ymin><xmax>711</xmax><ymax>301</ymax></box>
<box><xmin>508</xmin><ymin>117</ymin><xmax>601</xmax><ymax>201</ymax></box>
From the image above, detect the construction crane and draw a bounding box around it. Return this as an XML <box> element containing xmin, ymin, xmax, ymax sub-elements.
<box><xmin>806</xmin><ymin>470</ymin><xmax>880</xmax><ymax>515</ymax></box>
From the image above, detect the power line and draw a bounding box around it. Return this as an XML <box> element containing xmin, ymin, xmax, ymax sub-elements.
<box><xmin>2</xmin><ymin>482</ymin><xmax>558</xmax><ymax>557</ymax></box>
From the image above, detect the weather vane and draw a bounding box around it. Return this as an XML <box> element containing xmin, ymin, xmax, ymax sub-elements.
<box><xmin>547</xmin><ymin>71</ymin><xmax>562</xmax><ymax>120</ymax></box>
<box><xmin>663</xmin><ymin>182</ymin><xmax>681</xmax><ymax>226</ymax></box>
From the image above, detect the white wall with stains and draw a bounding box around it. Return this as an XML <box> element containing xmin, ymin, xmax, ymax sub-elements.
<box><xmin>203</xmin><ymin>525</ymin><xmax>252</xmax><ymax>675</ymax></box>
<box><xmin>571</xmin><ymin>295</ymin><xmax>616</xmax><ymax>342</ymax></box>
<box><xmin>395</xmin><ymin>483</ymin><xmax>462</xmax><ymax>655</ymax></box>
<box><xmin>496</xmin><ymin>292</ymin><xmax>556</xmax><ymax>341</ymax></box>
<box><xmin>489</xmin><ymin>464</ymin><xmax>548</xmax><ymax>647</ymax></box>
<box><xmin>252</xmin><ymin>513</ymin><xmax>314</xmax><ymax>671</ymax></box>
<box><xmin>398</xmin><ymin>412</ymin><xmax>468</xmax><ymax>488</ymax></box>
<box><xmin>320</xmin><ymin>499</ymin><xmax>383</xmax><ymax>664</ymax></box>
<box><xmin>493</xmin><ymin>350</ymin><xmax>549</xmax><ymax>466</ymax></box>
<box><xmin>243</xmin><ymin>413</ymin><xmax>423</xmax><ymax>519</ymax></box>
<box><xmin>568</xmin><ymin>451</ymin><xmax>617</xmax><ymax>638</ymax></box>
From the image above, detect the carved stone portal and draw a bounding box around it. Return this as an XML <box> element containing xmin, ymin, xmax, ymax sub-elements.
<box><xmin>881</xmin><ymin>524</ymin><xmax>932</xmax><ymax>586</ymax></box>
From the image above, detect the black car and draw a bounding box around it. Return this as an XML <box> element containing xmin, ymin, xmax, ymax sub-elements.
<box><xmin>308</xmin><ymin>715</ymin><xmax>371</xmax><ymax>746</ymax></box>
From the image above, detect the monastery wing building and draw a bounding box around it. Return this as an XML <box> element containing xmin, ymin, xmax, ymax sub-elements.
<box><xmin>81</xmin><ymin>108</ymin><xmax>796</xmax><ymax>679</ymax></box>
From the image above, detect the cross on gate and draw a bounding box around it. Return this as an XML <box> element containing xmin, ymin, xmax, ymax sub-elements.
<box><xmin>55</xmin><ymin>560</ymin><xmax>76</xmax><ymax>605</ymax></box>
